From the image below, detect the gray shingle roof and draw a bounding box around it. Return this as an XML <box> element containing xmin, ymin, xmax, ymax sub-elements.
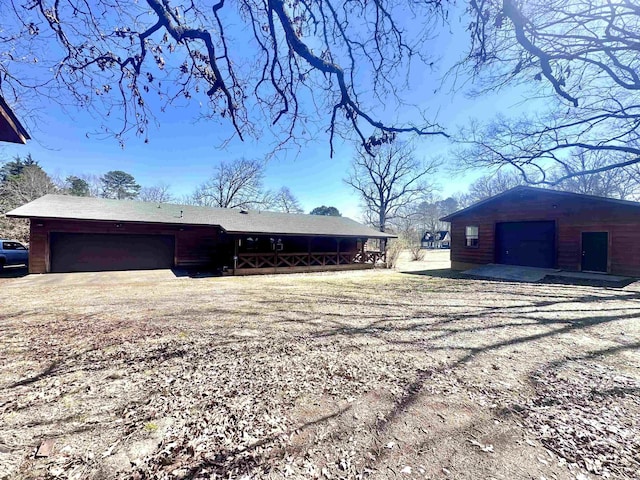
<box><xmin>440</xmin><ymin>185</ymin><xmax>640</xmax><ymax>222</ymax></box>
<box><xmin>7</xmin><ymin>194</ymin><xmax>395</xmax><ymax>238</ymax></box>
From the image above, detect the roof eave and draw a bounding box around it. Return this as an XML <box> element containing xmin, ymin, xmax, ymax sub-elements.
<box><xmin>8</xmin><ymin>213</ymin><xmax>395</xmax><ymax>239</ymax></box>
<box><xmin>174</xmin><ymin>228</ymin><xmax>395</xmax><ymax>238</ymax></box>
<box><xmin>7</xmin><ymin>213</ymin><xmax>224</xmax><ymax>229</ymax></box>
<box><xmin>0</xmin><ymin>97</ymin><xmax>31</xmax><ymax>144</ymax></box>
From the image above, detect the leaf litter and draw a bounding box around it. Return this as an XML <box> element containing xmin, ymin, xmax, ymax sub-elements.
<box><xmin>1</xmin><ymin>255</ymin><xmax>639</xmax><ymax>480</ymax></box>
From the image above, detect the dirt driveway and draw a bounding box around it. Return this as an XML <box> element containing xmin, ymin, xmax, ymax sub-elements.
<box><xmin>1</xmin><ymin>251</ymin><xmax>639</xmax><ymax>479</ymax></box>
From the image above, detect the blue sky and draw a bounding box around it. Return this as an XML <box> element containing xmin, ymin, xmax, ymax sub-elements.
<box><xmin>0</xmin><ymin>6</ymin><xmax>530</xmax><ymax>220</ymax></box>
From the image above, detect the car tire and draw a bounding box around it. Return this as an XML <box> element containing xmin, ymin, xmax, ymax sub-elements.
<box><xmin>0</xmin><ymin>259</ymin><xmax>4</xmax><ymax>271</ymax></box>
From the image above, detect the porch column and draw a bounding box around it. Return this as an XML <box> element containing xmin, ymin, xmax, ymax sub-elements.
<box><xmin>381</xmin><ymin>238</ymin><xmax>387</xmax><ymax>263</ymax></box>
<box><xmin>233</xmin><ymin>236</ymin><xmax>239</xmax><ymax>274</ymax></box>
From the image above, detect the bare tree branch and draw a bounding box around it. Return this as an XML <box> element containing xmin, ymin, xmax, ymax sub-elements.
<box><xmin>1</xmin><ymin>0</ymin><xmax>449</xmax><ymax>151</ymax></box>
<box><xmin>457</xmin><ymin>0</ymin><xmax>640</xmax><ymax>181</ymax></box>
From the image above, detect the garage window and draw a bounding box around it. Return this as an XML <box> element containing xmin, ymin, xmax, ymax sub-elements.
<box><xmin>465</xmin><ymin>226</ymin><xmax>479</xmax><ymax>247</ymax></box>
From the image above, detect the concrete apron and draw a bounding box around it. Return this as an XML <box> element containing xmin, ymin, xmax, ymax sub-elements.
<box><xmin>462</xmin><ymin>263</ymin><xmax>634</xmax><ymax>286</ymax></box>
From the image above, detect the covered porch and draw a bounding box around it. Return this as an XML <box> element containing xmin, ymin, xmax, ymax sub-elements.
<box><xmin>230</xmin><ymin>234</ymin><xmax>386</xmax><ymax>275</ymax></box>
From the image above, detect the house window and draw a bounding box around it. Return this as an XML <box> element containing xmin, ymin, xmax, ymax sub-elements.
<box><xmin>465</xmin><ymin>226</ymin><xmax>479</xmax><ymax>247</ymax></box>
<box><xmin>270</xmin><ymin>238</ymin><xmax>284</xmax><ymax>251</ymax></box>
<box><xmin>245</xmin><ymin>237</ymin><xmax>258</xmax><ymax>251</ymax></box>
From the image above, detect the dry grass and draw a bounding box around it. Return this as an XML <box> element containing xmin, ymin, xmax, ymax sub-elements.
<box><xmin>0</xmin><ymin>251</ymin><xmax>639</xmax><ymax>480</ymax></box>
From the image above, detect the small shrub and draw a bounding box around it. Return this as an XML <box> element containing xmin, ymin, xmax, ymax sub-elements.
<box><xmin>409</xmin><ymin>244</ymin><xmax>425</xmax><ymax>261</ymax></box>
<box><xmin>385</xmin><ymin>239</ymin><xmax>404</xmax><ymax>269</ymax></box>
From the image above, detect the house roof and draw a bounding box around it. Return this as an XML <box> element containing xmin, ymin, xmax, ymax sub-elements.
<box><xmin>0</xmin><ymin>96</ymin><xmax>30</xmax><ymax>144</ymax></box>
<box><xmin>7</xmin><ymin>194</ymin><xmax>396</xmax><ymax>238</ymax></box>
<box><xmin>440</xmin><ymin>186</ymin><xmax>640</xmax><ymax>222</ymax></box>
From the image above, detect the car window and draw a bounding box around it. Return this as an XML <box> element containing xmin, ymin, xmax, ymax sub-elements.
<box><xmin>2</xmin><ymin>242</ymin><xmax>26</xmax><ymax>250</ymax></box>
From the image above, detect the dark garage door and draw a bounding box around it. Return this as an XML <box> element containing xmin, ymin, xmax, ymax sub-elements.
<box><xmin>50</xmin><ymin>233</ymin><xmax>175</xmax><ymax>273</ymax></box>
<box><xmin>495</xmin><ymin>221</ymin><xmax>555</xmax><ymax>268</ymax></box>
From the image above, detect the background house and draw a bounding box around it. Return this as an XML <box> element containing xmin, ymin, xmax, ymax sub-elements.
<box><xmin>421</xmin><ymin>230</ymin><xmax>450</xmax><ymax>249</ymax></box>
<box><xmin>441</xmin><ymin>186</ymin><xmax>640</xmax><ymax>277</ymax></box>
<box><xmin>8</xmin><ymin>194</ymin><xmax>394</xmax><ymax>274</ymax></box>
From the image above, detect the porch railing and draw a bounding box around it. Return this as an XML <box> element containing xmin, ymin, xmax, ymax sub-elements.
<box><xmin>235</xmin><ymin>251</ymin><xmax>384</xmax><ymax>269</ymax></box>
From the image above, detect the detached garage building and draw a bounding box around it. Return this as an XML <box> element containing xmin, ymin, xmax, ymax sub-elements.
<box><xmin>441</xmin><ymin>186</ymin><xmax>640</xmax><ymax>277</ymax></box>
<box><xmin>7</xmin><ymin>194</ymin><xmax>393</xmax><ymax>274</ymax></box>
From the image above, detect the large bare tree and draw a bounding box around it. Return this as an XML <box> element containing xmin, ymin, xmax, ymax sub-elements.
<box><xmin>345</xmin><ymin>142</ymin><xmax>439</xmax><ymax>232</ymax></box>
<box><xmin>459</xmin><ymin>154</ymin><xmax>640</xmax><ymax>202</ymax></box>
<box><xmin>458</xmin><ymin>0</ymin><xmax>640</xmax><ymax>183</ymax></box>
<box><xmin>139</xmin><ymin>183</ymin><xmax>175</xmax><ymax>203</ymax></box>
<box><xmin>466</xmin><ymin>169</ymin><xmax>524</xmax><ymax>203</ymax></box>
<box><xmin>192</xmin><ymin>157</ymin><xmax>268</xmax><ymax>209</ymax></box>
<box><xmin>549</xmin><ymin>151</ymin><xmax>640</xmax><ymax>200</ymax></box>
<box><xmin>413</xmin><ymin>196</ymin><xmax>458</xmax><ymax>237</ymax></box>
<box><xmin>1</xmin><ymin>0</ymin><xmax>448</xmax><ymax>152</ymax></box>
<box><xmin>268</xmin><ymin>187</ymin><xmax>304</xmax><ymax>213</ymax></box>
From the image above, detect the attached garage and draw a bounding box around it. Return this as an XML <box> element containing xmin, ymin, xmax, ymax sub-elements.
<box><xmin>441</xmin><ymin>186</ymin><xmax>640</xmax><ymax>277</ymax></box>
<box><xmin>50</xmin><ymin>233</ymin><xmax>175</xmax><ymax>273</ymax></box>
<box><xmin>495</xmin><ymin>221</ymin><xmax>555</xmax><ymax>268</ymax></box>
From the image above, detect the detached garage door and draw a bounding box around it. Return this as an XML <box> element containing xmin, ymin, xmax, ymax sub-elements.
<box><xmin>50</xmin><ymin>233</ymin><xmax>175</xmax><ymax>273</ymax></box>
<box><xmin>495</xmin><ymin>221</ymin><xmax>555</xmax><ymax>268</ymax></box>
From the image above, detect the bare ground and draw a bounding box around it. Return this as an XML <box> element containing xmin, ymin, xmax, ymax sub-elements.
<box><xmin>0</xmin><ymin>251</ymin><xmax>639</xmax><ymax>480</ymax></box>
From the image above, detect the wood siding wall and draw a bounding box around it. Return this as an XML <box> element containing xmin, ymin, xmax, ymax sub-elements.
<box><xmin>448</xmin><ymin>190</ymin><xmax>640</xmax><ymax>276</ymax></box>
<box><xmin>27</xmin><ymin>219</ymin><xmax>374</xmax><ymax>274</ymax></box>
<box><xmin>29</xmin><ymin>219</ymin><xmax>219</xmax><ymax>273</ymax></box>
<box><xmin>29</xmin><ymin>223</ymin><xmax>48</xmax><ymax>274</ymax></box>
<box><xmin>175</xmin><ymin>227</ymin><xmax>221</xmax><ymax>267</ymax></box>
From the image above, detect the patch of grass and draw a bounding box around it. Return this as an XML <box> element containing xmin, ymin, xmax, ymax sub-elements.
<box><xmin>144</xmin><ymin>422</ymin><xmax>159</xmax><ymax>432</ymax></box>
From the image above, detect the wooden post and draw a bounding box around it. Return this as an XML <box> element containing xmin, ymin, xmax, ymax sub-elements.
<box><xmin>336</xmin><ymin>238</ymin><xmax>341</xmax><ymax>265</ymax></box>
<box><xmin>233</xmin><ymin>236</ymin><xmax>239</xmax><ymax>274</ymax></box>
<box><xmin>307</xmin><ymin>237</ymin><xmax>311</xmax><ymax>267</ymax></box>
<box><xmin>381</xmin><ymin>238</ymin><xmax>387</xmax><ymax>264</ymax></box>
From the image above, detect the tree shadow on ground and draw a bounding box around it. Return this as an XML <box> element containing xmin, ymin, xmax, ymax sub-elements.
<box><xmin>177</xmin><ymin>407</ymin><xmax>352</xmax><ymax>479</ymax></box>
<box><xmin>283</xmin><ymin>278</ymin><xmax>640</xmax><ymax>464</ymax></box>
<box><xmin>400</xmin><ymin>268</ymin><xmax>467</xmax><ymax>280</ymax></box>
<box><xmin>9</xmin><ymin>360</ymin><xmax>62</xmax><ymax>388</ymax></box>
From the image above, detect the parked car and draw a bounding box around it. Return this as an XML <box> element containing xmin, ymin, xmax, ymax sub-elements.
<box><xmin>0</xmin><ymin>240</ymin><xmax>29</xmax><ymax>269</ymax></box>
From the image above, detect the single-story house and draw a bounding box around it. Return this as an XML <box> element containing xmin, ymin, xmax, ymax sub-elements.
<box><xmin>440</xmin><ymin>186</ymin><xmax>640</xmax><ymax>277</ymax></box>
<box><xmin>7</xmin><ymin>194</ymin><xmax>395</xmax><ymax>274</ymax></box>
<box><xmin>421</xmin><ymin>230</ymin><xmax>450</xmax><ymax>249</ymax></box>
<box><xmin>0</xmin><ymin>96</ymin><xmax>30</xmax><ymax>144</ymax></box>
